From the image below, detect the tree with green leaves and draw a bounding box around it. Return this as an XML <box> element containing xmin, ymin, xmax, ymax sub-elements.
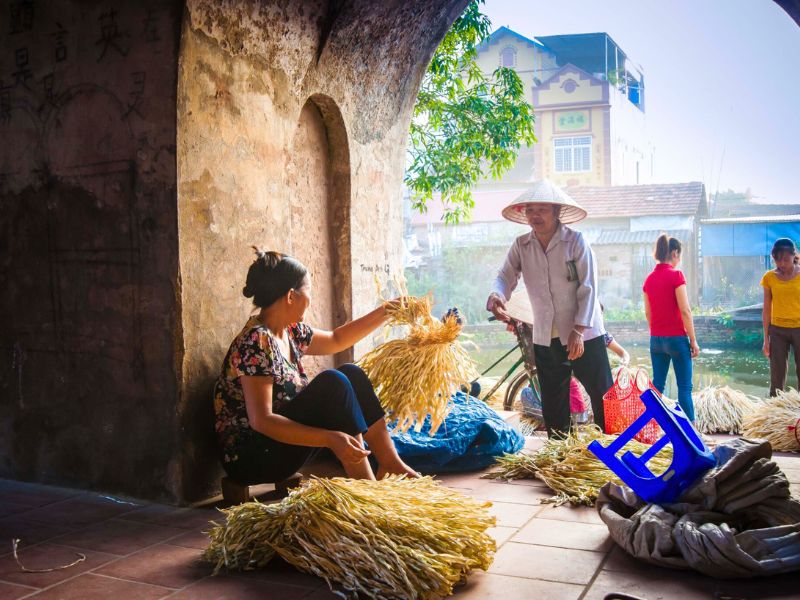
<box><xmin>405</xmin><ymin>0</ymin><xmax>536</xmax><ymax>224</ymax></box>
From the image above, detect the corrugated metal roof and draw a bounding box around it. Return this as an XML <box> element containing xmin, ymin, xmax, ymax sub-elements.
<box><xmin>592</xmin><ymin>229</ymin><xmax>691</xmax><ymax>246</ymax></box>
<box><xmin>701</xmin><ymin>215</ymin><xmax>800</xmax><ymax>224</ymax></box>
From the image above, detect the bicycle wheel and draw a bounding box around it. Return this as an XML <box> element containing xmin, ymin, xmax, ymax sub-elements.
<box><xmin>504</xmin><ymin>371</ymin><xmax>545</xmax><ymax>433</ymax></box>
<box><xmin>503</xmin><ymin>370</ymin><xmax>540</xmax><ymax>411</ymax></box>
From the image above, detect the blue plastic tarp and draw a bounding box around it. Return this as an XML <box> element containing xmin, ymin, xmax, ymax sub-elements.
<box><xmin>701</xmin><ymin>222</ymin><xmax>800</xmax><ymax>257</ymax></box>
<box><xmin>389</xmin><ymin>391</ymin><xmax>524</xmax><ymax>473</ymax></box>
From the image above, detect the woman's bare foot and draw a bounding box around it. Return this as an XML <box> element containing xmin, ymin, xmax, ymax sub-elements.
<box><xmin>376</xmin><ymin>461</ymin><xmax>421</xmax><ymax>480</ymax></box>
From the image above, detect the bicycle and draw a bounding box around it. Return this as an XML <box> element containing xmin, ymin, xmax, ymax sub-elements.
<box><xmin>476</xmin><ymin>316</ymin><xmax>544</xmax><ymax>422</ymax></box>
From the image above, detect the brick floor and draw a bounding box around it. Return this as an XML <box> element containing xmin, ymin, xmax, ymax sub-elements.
<box><xmin>0</xmin><ymin>436</ymin><xmax>799</xmax><ymax>599</ymax></box>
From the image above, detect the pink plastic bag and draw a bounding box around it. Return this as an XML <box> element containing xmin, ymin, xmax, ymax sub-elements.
<box><xmin>569</xmin><ymin>377</ymin><xmax>587</xmax><ymax>412</ymax></box>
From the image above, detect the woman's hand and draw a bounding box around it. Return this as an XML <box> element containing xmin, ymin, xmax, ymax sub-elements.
<box><xmin>621</xmin><ymin>350</ymin><xmax>630</xmax><ymax>365</ymax></box>
<box><xmin>383</xmin><ymin>297</ymin><xmax>405</xmax><ymax>313</ymax></box>
<box><xmin>488</xmin><ymin>293</ymin><xmax>510</xmax><ymax>322</ymax></box>
<box><xmin>689</xmin><ymin>339</ymin><xmax>700</xmax><ymax>358</ymax></box>
<box><xmin>567</xmin><ymin>330</ymin><xmax>584</xmax><ymax>361</ymax></box>
<box><xmin>327</xmin><ymin>431</ymin><xmax>370</xmax><ymax>464</ymax></box>
<box><xmin>762</xmin><ymin>338</ymin><xmax>770</xmax><ymax>358</ymax></box>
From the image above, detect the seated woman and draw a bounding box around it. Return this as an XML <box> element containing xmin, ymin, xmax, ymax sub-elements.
<box><xmin>214</xmin><ymin>248</ymin><xmax>417</xmax><ymax>484</ymax></box>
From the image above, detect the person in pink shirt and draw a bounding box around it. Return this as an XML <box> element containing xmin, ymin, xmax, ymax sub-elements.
<box><xmin>642</xmin><ymin>234</ymin><xmax>700</xmax><ymax>420</ymax></box>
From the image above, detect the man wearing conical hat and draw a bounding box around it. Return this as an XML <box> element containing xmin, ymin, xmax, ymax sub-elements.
<box><xmin>487</xmin><ymin>180</ymin><xmax>612</xmax><ymax>438</ymax></box>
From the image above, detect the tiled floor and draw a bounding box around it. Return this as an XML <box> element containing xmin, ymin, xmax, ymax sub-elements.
<box><xmin>1</xmin><ymin>439</ymin><xmax>800</xmax><ymax>599</ymax></box>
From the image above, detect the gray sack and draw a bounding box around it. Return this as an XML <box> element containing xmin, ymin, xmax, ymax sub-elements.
<box><xmin>596</xmin><ymin>437</ymin><xmax>800</xmax><ymax>578</ymax></box>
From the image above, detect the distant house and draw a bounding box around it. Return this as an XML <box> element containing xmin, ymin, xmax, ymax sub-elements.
<box><xmin>474</xmin><ymin>27</ymin><xmax>652</xmax><ymax>189</ymax></box>
<box><xmin>408</xmin><ymin>182</ymin><xmax>708</xmax><ymax>310</ymax></box>
<box><xmin>700</xmin><ymin>213</ymin><xmax>800</xmax><ymax>307</ymax></box>
<box><xmin>567</xmin><ymin>182</ymin><xmax>707</xmax><ymax>308</ymax></box>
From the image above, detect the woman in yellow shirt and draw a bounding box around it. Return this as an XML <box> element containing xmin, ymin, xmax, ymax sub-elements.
<box><xmin>761</xmin><ymin>238</ymin><xmax>800</xmax><ymax>396</ymax></box>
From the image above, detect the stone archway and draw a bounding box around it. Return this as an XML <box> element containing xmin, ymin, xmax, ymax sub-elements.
<box><xmin>285</xmin><ymin>94</ymin><xmax>352</xmax><ymax>375</ymax></box>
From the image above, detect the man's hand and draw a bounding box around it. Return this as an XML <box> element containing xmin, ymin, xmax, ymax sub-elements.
<box><xmin>567</xmin><ymin>329</ymin><xmax>584</xmax><ymax>361</ymax></box>
<box><xmin>689</xmin><ymin>339</ymin><xmax>700</xmax><ymax>359</ymax></box>
<box><xmin>762</xmin><ymin>338</ymin><xmax>770</xmax><ymax>358</ymax></box>
<box><xmin>327</xmin><ymin>431</ymin><xmax>370</xmax><ymax>465</ymax></box>
<box><xmin>487</xmin><ymin>293</ymin><xmax>510</xmax><ymax>322</ymax></box>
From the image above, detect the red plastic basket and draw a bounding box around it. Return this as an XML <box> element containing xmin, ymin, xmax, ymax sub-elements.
<box><xmin>603</xmin><ymin>368</ymin><xmax>661</xmax><ymax>444</ymax></box>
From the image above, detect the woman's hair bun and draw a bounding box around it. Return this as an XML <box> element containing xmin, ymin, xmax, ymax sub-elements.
<box><xmin>243</xmin><ymin>247</ymin><xmax>308</xmax><ymax>307</ymax></box>
<box><xmin>251</xmin><ymin>246</ymin><xmax>283</xmax><ymax>270</ymax></box>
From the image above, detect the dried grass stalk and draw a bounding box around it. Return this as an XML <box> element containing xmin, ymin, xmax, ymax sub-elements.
<box><xmin>484</xmin><ymin>426</ymin><xmax>673</xmax><ymax>506</ymax></box>
<box><xmin>693</xmin><ymin>385</ymin><xmax>760</xmax><ymax>434</ymax></box>
<box><xmin>742</xmin><ymin>388</ymin><xmax>800</xmax><ymax>451</ymax></box>
<box><xmin>203</xmin><ymin>476</ymin><xmax>495</xmax><ymax>599</ymax></box>
<box><xmin>11</xmin><ymin>539</ymin><xmax>85</xmax><ymax>572</ymax></box>
<box><xmin>476</xmin><ymin>376</ymin><xmax>507</xmax><ymax>409</ymax></box>
<box><xmin>359</xmin><ymin>293</ymin><xmax>478</xmax><ymax>434</ymax></box>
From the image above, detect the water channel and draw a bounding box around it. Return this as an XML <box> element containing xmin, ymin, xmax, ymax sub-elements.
<box><xmin>474</xmin><ymin>335</ymin><xmax>774</xmax><ymax>399</ymax></box>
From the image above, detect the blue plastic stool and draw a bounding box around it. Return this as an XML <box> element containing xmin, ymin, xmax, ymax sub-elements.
<box><xmin>588</xmin><ymin>389</ymin><xmax>716</xmax><ymax>504</ymax></box>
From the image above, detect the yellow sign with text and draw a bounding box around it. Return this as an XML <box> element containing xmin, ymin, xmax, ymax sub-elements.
<box><xmin>555</xmin><ymin>110</ymin><xmax>589</xmax><ymax>132</ymax></box>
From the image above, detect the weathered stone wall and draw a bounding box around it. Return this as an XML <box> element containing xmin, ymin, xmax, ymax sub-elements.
<box><xmin>0</xmin><ymin>1</ymin><xmax>184</xmax><ymax>501</ymax></box>
<box><xmin>0</xmin><ymin>0</ymin><xmax>471</xmax><ymax>504</ymax></box>
<box><xmin>604</xmin><ymin>317</ymin><xmax>762</xmax><ymax>347</ymax></box>
<box><xmin>176</xmin><ymin>0</ymin><xmax>470</xmax><ymax>502</ymax></box>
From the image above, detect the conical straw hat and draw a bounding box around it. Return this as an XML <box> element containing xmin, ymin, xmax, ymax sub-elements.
<box><xmin>501</xmin><ymin>179</ymin><xmax>587</xmax><ymax>225</ymax></box>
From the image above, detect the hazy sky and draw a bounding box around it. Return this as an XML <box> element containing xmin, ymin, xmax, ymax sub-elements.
<box><xmin>482</xmin><ymin>0</ymin><xmax>800</xmax><ymax>203</ymax></box>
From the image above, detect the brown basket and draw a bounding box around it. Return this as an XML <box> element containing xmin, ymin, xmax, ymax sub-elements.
<box><xmin>603</xmin><ymin>368</ymin><xmax>661</xmax><ymax>444</ymax></box>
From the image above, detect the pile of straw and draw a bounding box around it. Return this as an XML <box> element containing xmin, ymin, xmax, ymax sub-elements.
<box><xmin>484</xmin><ymin>426</ymin><xmax>673</xmax><ymax>505</ymax></box>
<box><xmin>693</xmin><ymin>385</ymin><xmax>759</xmax><ymax>434</ymax></box>
<box><xmin>204</xmin><ymin>476</ymin><xmax>495</xmax><ymax>599</ymax></box>
<box><xmin>742</xmin><ymin>388</ymin><xmax>800</xmax><ymax>451</ymax></box>
<box><xmin>359</xmin><ymin>295</ymin><xmax>478</xmax><ymax>434</ymax></box>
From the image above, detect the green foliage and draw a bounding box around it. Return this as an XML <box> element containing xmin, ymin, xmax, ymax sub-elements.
<box><xmin>716</xmin><ymin>313</ymin><xmax>734</xmax><ymax>328</ymax></box>
<box><xmin>716</xmin><ymin>313</ymin><xmax>762</xmax><ymax>347</ymax></box>
<box><xmin>603</xmin><ymin>307</ymin><xmax>646</xmax><ymax>323</ymax></box>
<box><xmin>716</xmin><ymin>276</ymin><xmax>761</xmax><ymax>307</ymax></box>
<box><xmin>406</xmin><ymin>244</ymin><xmax>510</xmax><ymax>326</ymax></box>
<box><xmin>605</xmin><ymin>68</ymin><xmax>628</xmax><ymax>90</ymax></box>
<box><xmin>405</xmin><ymin>0</ymin><xmax>536</xmax><ymax>224</ymax></box>
<box><xmin>732</xmin><ymin>329</ymin><xmax>763</xmax><ymax>347</ymax></box>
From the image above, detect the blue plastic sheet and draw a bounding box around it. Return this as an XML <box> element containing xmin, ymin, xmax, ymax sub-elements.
<box><xmin>390</xmin><ymin>391</ymin><xmax>524</xmax><ymax>473</ymax></box>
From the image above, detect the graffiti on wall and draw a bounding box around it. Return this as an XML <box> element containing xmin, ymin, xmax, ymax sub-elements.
<box><xmin>0</xmin><ymin>2</ymin><xmax>176</xmax><ymax>399</ymax></box>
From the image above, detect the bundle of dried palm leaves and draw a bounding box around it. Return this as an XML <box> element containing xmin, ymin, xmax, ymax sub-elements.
<box><xmin>358</xmin><ymin>294</ymin><xmax>478</xmax><ymax>434</ymax></box>
<box><xmin>484</xmin><ymin>426</ymin><xmax>673</xmax><ymax>506</ymax></box>
<box><xmin>693</xmin><ymin>385</ymin><xmax>759</xmax><ymax>434</ymax></box>
<box><xmin>204</xmin><ymin>476</ymin><xmax>495</xmax><ymax>599</ymax></box>
<box><xmin>741</xmin><ymin>388</ymin><xmax>800</xmax><ymax>451</ymax></box>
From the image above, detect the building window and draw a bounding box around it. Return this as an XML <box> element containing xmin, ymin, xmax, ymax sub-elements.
<box><xmin>554</xmin><ymin>136</ymin><xmax>592</xmax><ymax>173</ymax></box>
<box><xmin>500</xmin><ymin>46</ymin><xmax>516</xmax><ymax>67</ymax></box>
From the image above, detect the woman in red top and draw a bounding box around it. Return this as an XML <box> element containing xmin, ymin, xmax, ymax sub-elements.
<box><xmin>642</xmin><ymin>235</ymin><xmax>700</xmax><ymax>420</ymax></box>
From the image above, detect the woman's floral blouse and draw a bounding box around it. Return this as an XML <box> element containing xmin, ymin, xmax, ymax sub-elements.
<box><xmin>213</xmin><ymin>316</ymin><xmax>314</xmax><ymax>464</ymax></box>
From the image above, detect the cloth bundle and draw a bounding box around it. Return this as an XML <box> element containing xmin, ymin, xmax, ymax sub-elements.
<box><xmin>597</xmin><ymin>438</ymin><xmax>800</xmax><ymax>578</ymax></box>
<box><xmin>390</xmin><ymin>391</ymin><xmax>524</xmax><ymax>473</ymax></box>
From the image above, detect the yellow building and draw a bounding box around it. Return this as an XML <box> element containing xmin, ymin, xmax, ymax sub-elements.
<box><xmin>475</xmin><ymin>28</ymin><xmax>652</xmax><ymax>188</ymax></box>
